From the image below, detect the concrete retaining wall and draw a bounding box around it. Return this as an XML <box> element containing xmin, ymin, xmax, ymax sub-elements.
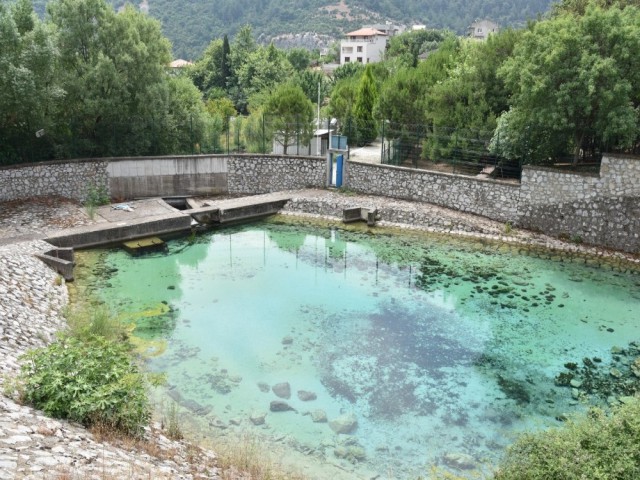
<box><xmin>107</xmin><ymin>156</ymin><xmax>228</xmax><ymax>199</ymax></box>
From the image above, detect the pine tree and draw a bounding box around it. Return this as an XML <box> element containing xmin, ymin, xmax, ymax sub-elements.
<box><xmin>353</xmin><ymin>64</ymin><xmax>378</xmax><ymax>146</ymax></box>
<box><xmin>221</xmin><ymin>34</ymin><xmax>231</xmax><ymax>90</ymax></box>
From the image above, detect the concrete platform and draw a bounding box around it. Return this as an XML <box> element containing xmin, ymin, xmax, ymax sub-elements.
<box><xmin>188</xmin><ymin>192</ymin><xmax>291</xmax><ymax>225</ymax></box>
<box><xmin>43</xmin><ymin>195</ymin><xmax>293</xmax><ymax>249</ymax></box>
<box><xmin>46</xmin><ymin>199</ymin><xmax>191</xmax><ymax>249</ymax></box>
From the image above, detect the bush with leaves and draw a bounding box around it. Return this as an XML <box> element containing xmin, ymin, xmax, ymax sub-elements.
<box><xmin>19</xmin><ymin>336</ymin><xmax>153</xmax><ymax>436</ymax></box>
<box><xmin>494</xmin><ymin>399</ymin><xmax>640</xmax><ymax>480</ymax></box>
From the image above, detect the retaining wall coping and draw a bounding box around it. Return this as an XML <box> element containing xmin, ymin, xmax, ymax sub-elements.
<box><xmin>522</xmin><ymin>164</ymin><xmax>601</xmax><ymax>178</ymax></box>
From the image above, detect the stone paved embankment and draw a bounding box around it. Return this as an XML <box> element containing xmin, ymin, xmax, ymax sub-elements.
<box><xmin>0</xmin><ymin>198</ymin><xmax>220</xmax><ymax>479</ymax></box>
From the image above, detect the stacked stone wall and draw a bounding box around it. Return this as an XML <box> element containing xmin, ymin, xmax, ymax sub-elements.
<box><xmin>228</xmin><ymin>155</ymin><xmax>326</xmax><ymax>194</ymax></box>
<box><xmin>345</xmin><ymin>162</ymin><xmax>521</xmax><ymax>223</ymax></box>
<box><xmin>0</xmin><ymin>160</ymin><xmax>108</xmax><ymax>203</ymax></box>
<box><xmin>345</xmin><ymin>155</ymin><xmax>640</xmax><ymax>253</ymax></box>
<box><xmin>1</xmin><ymin>153</ymin><xmax>638</xmax><ymax>253</ymax></box>
<box><xmin>517</xmin><ymin>158</ymin><xmax>640</xmax><ymax>252</ymax></box>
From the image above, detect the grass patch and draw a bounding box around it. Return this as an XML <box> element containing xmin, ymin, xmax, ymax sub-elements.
<box><xmin>215</xmin><ymin>434</ymin><xmax>308</xmax><ymax>480</ymax></box>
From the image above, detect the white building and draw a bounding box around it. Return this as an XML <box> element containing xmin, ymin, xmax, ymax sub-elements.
<box><xmin>468</xmin><ymin>20</ymin><xmax>499</xmax><ymax>40</ymax></box>
<box><xmin>272</xmin><ymin>129</ymin><xmax>331</xmax><ymax>156</ymax></box>
<box><xmin>340</xmin><ymin>28</ymin><xmax>388</xmax><ymax>65</ymax></box>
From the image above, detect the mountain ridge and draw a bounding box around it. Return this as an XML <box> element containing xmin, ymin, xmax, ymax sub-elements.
<box><xmin>32</xmin><ymin>0</ymin><xmax>554</xmax><ymax>59</ymax></box>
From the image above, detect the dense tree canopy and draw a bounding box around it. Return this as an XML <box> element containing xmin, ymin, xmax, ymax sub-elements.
<box><xmin>0</xmin><ymin>0</ymin><xmax>61</xmax><ymax>162</ymax></box>
<box><xmin>498</xmin><ymin>5</ymin><xmax>640</xmax><ymax>163</ymax></box>
<box><xmin>1</xmin><ymin>0</ymin><xmax>220</xmax><ymax>162</ymax></box>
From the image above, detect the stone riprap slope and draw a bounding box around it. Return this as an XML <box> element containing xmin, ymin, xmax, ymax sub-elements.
<box><xmin>0</xmin><ymin>197</ymin><xmax>95</xmax><ymax>245</ymax></box>
<box><xmin>0</xmin><ymin>240</ymin><xmax>68</xmax><ymax>384</ymax></box>
<box><xmin>0</xmin><ymin>201</ymin><xmax>221</xmax><ymax>480</ymax></box>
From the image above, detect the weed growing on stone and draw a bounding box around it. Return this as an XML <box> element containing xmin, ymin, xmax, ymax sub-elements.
<box><xmin>503</xmin><ymin>221</ymin><xmax>513</xmax><ymax>235</ymax></box>
<box><xmin>164</xmin><ymin>401</ymin><xmax>183</xmax><ymax>440</ymax></box>
<box><xmin>17</xmin><ymin>305</ymin><xmax>161</xmax><ymax>437</ymax></box>
<box><xmin>216</xmin><ymin>433</ymin><xmax>308</xmax><ymax>480</ymax></box>
<box><xmin>494</xmin><ymin>398</ymin><xmax>640</xmax><ymax>479</ymax></box>
<box><xmin>84</xmin><ymin>183</ymin><xmax>110</xmax><ymax>220</ymax></box>
<box><xmin>19</xmin><ymin>336</ymin><xmax>155</xmax><ymax>436</ymax></box>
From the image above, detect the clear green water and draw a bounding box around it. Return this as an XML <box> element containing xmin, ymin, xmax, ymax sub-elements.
<box><xmin>73</xmin><ymin>219</ymin><xmax>640</xmax><ymax>479</ymax></box>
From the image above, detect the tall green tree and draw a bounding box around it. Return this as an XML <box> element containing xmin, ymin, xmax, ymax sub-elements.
<box><xmin>46</xmin><ymin>0</ymin><xmax>172</xmax><ymax>156</ymax></box>
<box><xmin>221</xmin><ymin>34</ymin><xmax>231</xmax><ymax>86</ymax></box>
<box><xmin>352</xmin><ymin>64</ymin><xmax>378</xmax><ymax>146</ymax></box>
<box><xmin>497</xmin><ymin>5</ymin><xmax>640</xmax><ymax>163</ymax></box>
<box><xmin>327</xmin><ymin>76</ymin><xmax>359</xmax><ymax>136</ymax></box>
<box><xmin>234</xmin><ymin>43</ymin><xmax>295</xmax><ymax>113</ymax></box>
<box><xmin>189</xmin><ymin>39</ymin><xmax>226</xmax><ymax>98</ymax></box>
<box><xmin>263</xmin><ymin>83</ymin><xmax>314</xmax><ymax>154</ymax></box>
<box><xmin>0</xmin><ymin>0</ymin><xmax>61</xmax><ymax>163</ymax></box>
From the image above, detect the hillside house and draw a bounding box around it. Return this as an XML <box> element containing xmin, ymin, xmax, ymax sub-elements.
<box><xmin>340</xmin><ymin>28</ymin><xmax>388</xmax><ymax>65</ymax></box>
<box><xmin>468</xmin><ymin>20</ymin><xmax>499</xmax><ymax>40</ymax></box>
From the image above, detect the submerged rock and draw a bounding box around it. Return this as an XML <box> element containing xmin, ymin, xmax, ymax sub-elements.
<box><xmin>270</xmin><ymin>400</ymin><xmax>296</xmax><ymax>413</ymax></box>
<box><xmin>442</xmin><ymin>452</ymin><xmax>476</xmax><ymax>470</ymax></box>
<box><xmin>569</xmin><ymin>379</ymin><xmax>583</xmax><ymax>388</ymax></box>
<box><xmin>297</xmin><ymin>390</ymin><xmax>317</xmax><ymax>401</ymax></box>
<box><xmin>329</xmin><ymin>413</ymin><xmax>358</xmax><ymax>434</ymax></box>
<box><xmin>257</xmin><ymin>381</ymin><xmax>270</xmax><ymax>393</ymax></box>
<box><xmin>334</xmin><ymin>445</ymin><xmax>366</xmax><ymax>462</ymax></box>
<box><xmin>249</xmin><ymin>412</ymin><xmax>266</xmax><ymax>425</ymax></box>
<box><xmin>272</xmin><ymin>382</ymin><xmax>291</xmax><ymax>399</ymax></box>
<box><xmin>282</xmin><ymin>336</ymin><xmax>294</xmax><ymax>345</ymax></box>
<box><xmin>310</xmin><ymin>409</ymin><xmax>327</xmax><ymax>423</ymax></box>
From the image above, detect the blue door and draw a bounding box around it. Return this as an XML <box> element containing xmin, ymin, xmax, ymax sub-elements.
<box><xmin>336</xmin><ymin>154</ymin><xmax>343</xmax><ymax>187</ymax></box>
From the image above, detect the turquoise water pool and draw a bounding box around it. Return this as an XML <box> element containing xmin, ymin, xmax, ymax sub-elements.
<box><xmin>73</xmin><ymin>219</ymin><xmax>640</xmax><ymax>479</ymax></box>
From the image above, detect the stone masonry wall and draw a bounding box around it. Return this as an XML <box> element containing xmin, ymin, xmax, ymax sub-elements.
<box><xmin>518</xmin><ymin>156</ymin><xmax>640</xmax><ymax>252</ymax></box>
<box><xmin>346</xmin><ymin>155</ymin><xmax>640</xmax><ymax>253</ymax></box>
<box><xmin>0</xmin><ymin>160</ymin><xmax>108</xmax><ymax>203</ymax></box>
<box><xmin>228</xmin><ymin>155</ymin><xmax>327</xmax><ymax>194</ymax></box>
<box><xmin>345</xmin><ymin>161</ymin><xmax>521</xmax><ymax>223</ymax></box>
<box><xmin>1</xmin><ymin>153</ymin><xmax>638</xmax><ymax>253</ymax></box>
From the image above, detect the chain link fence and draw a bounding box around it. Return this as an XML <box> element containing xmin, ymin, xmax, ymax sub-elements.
<box><xmin>380</xmin><ymin>122</ymin><xmax>525</xmax><ymax>180</ymax></box>
<box><xmin>0</xmin><ymin>113</ymin><xmax>329</xmax><ymax>166</ymax></box>
<box><xmin>378</xmin><ymin>120</ymin><xmax>626</xmax><ymax>180</ymax></box>
<box><xmin>3</xmin><ymin>115</ymin><xmax>621</xmax><ymax>180</ymax></box>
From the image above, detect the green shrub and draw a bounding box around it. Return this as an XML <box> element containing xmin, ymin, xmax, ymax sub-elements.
<box><xmin>494</xmin><ymin>399</ymin><xmax>640</xmax><ymax>480</ymax></box>
<box><xmin>19</xmin><ymin>336</ymin><xmax>153</xmax><ymax>437</ymax></box>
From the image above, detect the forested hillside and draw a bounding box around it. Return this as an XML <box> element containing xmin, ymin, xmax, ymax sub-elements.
<box><xmin>32</xmin><ymin>0</ymin><xmax>553</xmax><ymax>59</ymax></box>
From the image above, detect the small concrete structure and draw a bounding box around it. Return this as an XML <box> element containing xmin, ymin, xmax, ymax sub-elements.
<box><xmin>343</xmin><ymin>207</ymin><xmax>378</xmax><ymax>227</ymax></box>
<box><xmin>189</xmin><ymin>193</ymin><xmax>291</xmax><ymax>225</ymax></box>
<box><xmin>123</xmin><ymin>237</ymin><xmax>166</xmax><ymax>255</ymax></box>
<box><xmin>35</xmin><ymin>248</ymin><xmax>75</xmax><ymax>281</ymax></box>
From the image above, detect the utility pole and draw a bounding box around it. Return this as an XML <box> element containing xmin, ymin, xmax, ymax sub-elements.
<box><xmin>317</xmin><ymin>81</ymin><xmax>321</xmax><ymax>156</ymax></box>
